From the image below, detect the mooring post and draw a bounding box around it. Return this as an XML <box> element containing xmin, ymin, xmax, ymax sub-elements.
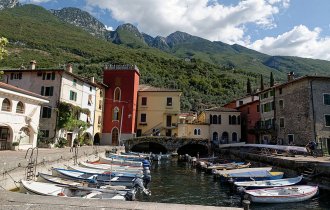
<box><xmin>242</xmin><ymin>199</ymin><xmax>250</xmax><ymax>210</ymax></box>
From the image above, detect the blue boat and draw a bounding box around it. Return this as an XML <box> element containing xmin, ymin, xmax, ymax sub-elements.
<box><xmin>52</xmin><ymin>168</ymin><xmax>141</xmax><ymax>187</ymax></box>
<box><xmin>107</xmin><ymin>153</ymin><xmax>145</xmax><ymax>162</ymax></box>
<box><xmin>224</xmin><ymin>171</ymin><xmax>284</xmax><ymax>182</ymax></box>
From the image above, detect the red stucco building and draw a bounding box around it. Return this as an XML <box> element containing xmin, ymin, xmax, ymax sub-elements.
<box><xmin>102</xmin><ymin>65</ymin><xmax>140</xmax><ymax>145</ymax></box>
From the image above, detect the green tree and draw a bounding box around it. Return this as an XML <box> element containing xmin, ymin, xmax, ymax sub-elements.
<box><xmin>246</xmin><ymin>78</ymin><xmax>252</xmax><ymax>94</ymax></box>
<box><xmin>270</xmin><ymin>72</ymin><xmax>274</xmax><ymax>87</ymax></box>
<box><xmin>260</xmin><ymin>74</ymin><xmax>264</xmax><ymax>91</ymax></box>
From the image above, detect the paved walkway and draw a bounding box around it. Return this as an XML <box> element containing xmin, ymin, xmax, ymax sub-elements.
<box><xmin>0</xmin><ymin>190</ymin><xmax>242</xmax><ymax>210</ymax></box>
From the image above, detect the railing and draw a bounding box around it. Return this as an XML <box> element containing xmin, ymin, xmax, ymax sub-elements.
<box><xmin>105</xmin><ymin>64</ymin><xmax>139</xmax><ymax>71</ymax></box>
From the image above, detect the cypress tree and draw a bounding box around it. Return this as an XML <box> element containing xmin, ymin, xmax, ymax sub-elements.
<box><xmin>270</xmin><ymin>72</ymin><xmax>274</xmax><ymax>87</ymax></box>
<box><xmin>260</xmin><ymin>75</ymin><xmax>264</xmax><ymax>90</ymax></box>
<box><xmin>247</xmin><ymin>78</ymin><xmax>252</xmax><ymax>94</ymax></box>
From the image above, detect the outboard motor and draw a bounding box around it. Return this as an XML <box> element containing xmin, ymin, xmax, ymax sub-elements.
<box><xmin>124</xmin><ymin>188</ymin><xmax>137</xmax><ymax>201</ymax></box>
<box><xmin>133</xmin><ymin>177</ymin><xmax>151</xmax><ymax>196</ymax></box>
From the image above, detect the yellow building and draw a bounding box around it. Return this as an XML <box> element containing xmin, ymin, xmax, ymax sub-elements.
<box><xmin>177</xmin><ymin>113</ymin><xmax>209</xmax><ymax>139</ymax></box>
<box><xmin>136</xmin><ymin>85</ymin><xmax>182</xmax><ymax>137</ymax></box>
<box><xmin>93</xmin><ymin>82</ymin><xmax>107</xmax><ymax>144</ymax></box>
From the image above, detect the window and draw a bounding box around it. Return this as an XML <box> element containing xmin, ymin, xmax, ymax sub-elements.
<box><xmin>209</xmin><ymin>115</ymin><xmax>213</xmax><ymax>124</ymax></box>
<box><xmin>212</xmin><ymin>115</ymin><xmax>218</xmax><ymax>124</ymax></box>
<box><xmin>280</xmin><ymin>118</ymin><xmax>285</xmax><ymax>128</ymax></box>
<box><xmin>232</xmin><ymin>116</ymin><xmax>237</xmax><ymax>124</ymax></box>
<box><xmin>16</xmin><ymin>101</ymin><xmax>24</xmax><ymax>114</ymax></box>
<box><xmin>229</xmin><ymin>115</ymin><xmax>232</xmax><ymax>124</ymax></box>
<box><xmin>194</xmin><ymin>128</ymin><xmax>201</xmax><ymax>136</ymax></box>
<box><xmin>239</xmin><ymin>100</ymin><xmax>243</xmax><ymax>106</ymax></box>
<box><xmin>270</xmin><ymin>90</ymin><xmax>275</xmax><ymax>96</ymax></box>
<box><xmin>325</xmin><ymin>115</ymin><xmax>330</xmax><ymax>127</ymax></box>
<box><xmin>232</xmin><ymin>132</ymin><xmax>238</xmax><ymax>142</ymax></box>
<box><xmin>166</xmin><ymin>97</ymin><xmax>172</xmax><ymax>106</ymax></box>
<box><xmin>73</xmin><ymin>79</ymin><xmax>77</xmax><ymax>87</ymax></box>
<box><xmin>100</xmin><ymin>90</ymin><xmax>103</xmax><ymax>97</ymax></box>
<box><xmin>10</xmin><ymin>73</ymin><xmax>22</xmax><ymax>80</ymax></box>
<box><xmin>40</xmin><ymin>130</ymin><xmax>49</xmax><ymax>139</ymax></box>
<box><xmin>89</xmin><ymin>86</ymin><xmax>92</xmax><ymax>92</ymax></box>
<box><xmin>42</xmin><ymin>72</ymin><xmax>55</xmax><ymax>80</ymax></box>
<box><xmin>1</xmin><ymin>98</ymin><xmax>11</xmax><ymax>112</ymax></box>
<box><xmin>113</xmin><ymin>107</ymin><xmax>120</xmax><ymax>121</ymax></box>
<box><xmin>98</xmin><ymin>116</ymin><xmax>102</xmax><ymax>125</ymax></box>
<box><xmin>324</xmin><ymin>94</ymin><xmax>330</xmax><ymax>105</ymax></box>
<box><xmin>114</xmin><ymin>87</ymin><xmax>121</xmax><ymax>101</ymax></box>
<box><xmin>142</xmin><ymin>97</ymin><xmax>147</xmax><ymax>106</ymax></box>
<box><xmin>98</xmin><ymin>100</ymin><xmax>102</xmax><ymax>110</ymax></box>
<box><xmin>288</xmin><ymin>134</ymin><xmax>294</xmax><ymax>145</ymax></box>
<box><xmin>279</xmin><ymin>100</ymin><xmax>284</xmax><ymax>109</ymax></box>
<box><xmin>279</xmin><ymin>88</ymin><xmax>282</xmax><ymax>95</ymax></box>
<box><xmin>140</xmin><ymin>113</ymin><xmax>147</xmax><ymax>123</ymax></box>
<box><xmin>41</xmin><ymin>86</ymin><xmax>54</xmax><ymax>96</ymax></box>
<box><xmin>88</xmin><ymin>95</ymin><xmax>93</xmax><ymax>106</ymax></box>
<box><xmin>41</xmin><ymin>107</ymin><xmax>52</xmax><ymax>118</ymax></box>
<box><xmin>70</xmin><ymin>91</ymin><xmax>77</xmax><ymax>101</ymax></box>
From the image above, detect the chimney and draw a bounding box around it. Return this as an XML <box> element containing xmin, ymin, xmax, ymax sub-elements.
<box><xmin>66</xmin><ymin>64</ymin><xmax>73</xmax><ymax>73</ymax></box>
<box><xmin>90</xmin><ymin>76</ymin><xmax>95</xmax><ymax>83</ymax></box>
<box><xmin>287</xmin><ymin>71</ymin><xmax>295</xmax><ymax>82</ymax></box>
<box><xmin>30</xmin><ymin>60</ymin><xmax>36</xmax><ymax>70</ymax></box>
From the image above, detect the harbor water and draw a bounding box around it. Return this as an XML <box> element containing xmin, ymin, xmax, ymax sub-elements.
<box><xmin>137</xmin><ymin>158</ymin><xmax>330</xmax><ymax>209</ymax></box>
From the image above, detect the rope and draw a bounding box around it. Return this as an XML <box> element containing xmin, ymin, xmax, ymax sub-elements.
<box><xmin>4</xmin><ymin>171</ymin><xmax>19</xmax><ymax>189</ymax></box>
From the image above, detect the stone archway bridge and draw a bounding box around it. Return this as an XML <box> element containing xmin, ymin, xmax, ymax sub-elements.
<box><xmin>123</xmin><ymin>136</ymin><xmax>211</xmax><ymax>153</ymax></box>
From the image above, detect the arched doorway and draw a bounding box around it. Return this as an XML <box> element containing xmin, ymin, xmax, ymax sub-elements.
<box><xmin>82</xmin><ymin>132</ymin><xmax>92</xmax><ymax>145</ymax></box>
<box><xmin>212</xmin><ymin>132</ymin><xmax>218</xmax><ymax>141</ymax></box>
<box><xmin>93</xmin><ymin>133</ymin><xmax>101</xmax><ymax>145</ymax></box>
<box><xmin>177</xmin><ymin>144</ymin><xmax>209</xmax><ymax>156</ymax></box>
<box><xmin>0</xmin><ymin>125</ymin><xmax>12</xmax><ymax>150</ymax></box>
<box><xmin>111</xmin><ymin>128</ymin><xmax>119</xmax><ymax>146</ymax></box>
<box><xmin>232</xmin><ymin>132</ymin><xmax>238</xmax><ymax>142</ymax></box>
<box><xmin>221</xmin><ymin>132</ymin><xmax>229</xmax><ymax>144</ymax></box>
<box><xmin>131</xmin><ymin>142</ymin><xmax>167</xmax><ymax>154</ymax></box>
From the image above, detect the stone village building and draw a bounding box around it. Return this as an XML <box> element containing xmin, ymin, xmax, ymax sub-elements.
<box><xmin>0</xmin><ymin>82</ymin><xmax>48</xmax><ymax>150</ymax></box>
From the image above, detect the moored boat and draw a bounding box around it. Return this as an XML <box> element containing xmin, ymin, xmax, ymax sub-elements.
<box><xmin>67</xmin><ymin>165</ymin><xmax>143</xmax><ymax>178</ymax></box>
<box><xmin>245</xmin><ymin>185</ymin><xmax>318</xmax><ymax>203</ymax></box>
<box><xmin>79</xmin><ymin>161</ymin><xmax>143</xmax><ymax>173</ymax></box>
<box><xmin>99</xmin><ymin>157</ymin><xmax>143</xmax><ymax>167</ymax></box>
<box><xmin>213</xmin><ymin>167</ymin><xmax>272</xmax><ymax>176</ymax></box>
<box><xmin>20</xmin><ymin>180</ymin><xmax>132</xmax><ymax>200</ymax></box>
<box><xmin>52</xmin><ymin>168</ymin><xmax>139</xmax><ymax>187</ymax></box>
<box><xmin>234</xmin><ymin>175</ymin><xmax>303</xmax><ymax>188</ymax></box>
<box><xmin>225</xmin><ymin>171</ymin><xmax>284</xmax><ymax>182</ymax></box>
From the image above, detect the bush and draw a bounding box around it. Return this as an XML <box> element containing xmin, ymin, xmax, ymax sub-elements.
<box><xmin>12</xmin><ymin>142</ymin><xmax>19</xmax><ymax>146</ymax></box>
<box><xmin>55</xmin><ymin>137</ymin><xmax>68</xmax><ymax>148</ymax></box>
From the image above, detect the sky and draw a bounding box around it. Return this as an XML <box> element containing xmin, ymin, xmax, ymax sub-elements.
<box><xmin>20</xmin><ymin>0</ymin><xmax>330</xmax><ymax>61</ymax></box>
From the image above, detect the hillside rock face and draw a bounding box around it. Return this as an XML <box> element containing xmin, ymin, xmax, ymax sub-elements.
<box><xmin>50</xmin><ymin>7</ymin><xmax>107</xmax><ymax>38</ymax></box>
<box><xmin>0</xmin><ymin>0</ymin><xmax>19</xmax><ymax>10</ymax></box>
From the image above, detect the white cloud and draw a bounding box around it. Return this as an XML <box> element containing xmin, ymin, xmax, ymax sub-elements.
<box><xmin>105</xmin><ymin>25</ymin><xmax>114</xmax><ymax>31</ymax></box>
<box><xmin>85</xmin><ymin>0</ymin><xmax>289</xmax><ymax>44</ymax></box>
<box><xmin>249</xmin><ymin>25</ymin><xmax>330</xmax><ymax>61</ymax></box>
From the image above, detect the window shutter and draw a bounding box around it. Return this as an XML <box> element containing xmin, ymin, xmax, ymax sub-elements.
<box><xmin>50</xmin><ymin>87</ymin><xmax>54</xmax><ymax>96</ymax></box>
<box><xmin>52</xmin><ymin>72</ymin><xmax>55</xmax><ymax>80</ymax></box>
<box><xmin>41</xmin><ymin>86</ymin><xmax>44</xmax><ymax>95</ymax></box>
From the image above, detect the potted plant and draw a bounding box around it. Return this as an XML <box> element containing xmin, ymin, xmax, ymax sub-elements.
<box><xmin>11</xmin><ymin>142</ymin><xmax>19</xmax><ymax>151</ymax></box>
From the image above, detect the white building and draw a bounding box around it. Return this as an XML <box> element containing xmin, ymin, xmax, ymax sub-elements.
<box><xmin>2</xmin><ymin>62</ymin><xmax>98</xmax><ymax>147</ymax></box>
<box><xmin>0</xmin><ymin>82</ymin><xmax>48</xmax><ymax>150</ymax></box>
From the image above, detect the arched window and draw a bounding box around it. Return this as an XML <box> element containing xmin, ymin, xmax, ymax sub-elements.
<box><xmin>212</xmin><ymin>115</ymin><xmax>218</xmax><ymax>124</ymax></box>
<box><xmin>221</xmin><ymin>132</ymin><xmax>229</xmax><ymax>144</ymax></box>
<box><xmin>213</xmin><ymin>132</ymin><xmax>218</xmax><ymax>141</ymax></box>
<box><xmin>197</xmin><ymin>129</ymin><xmax>201</xmax><ymax>135</ymax></box>
<box><xmin>209</xmin><ymin>115</ymin><xmax>213</xmax><ymax>124</ymax></box>
<box><xmin>114</xmin><ymin>87</ymin><xmax>121</xmax><ymax>101</ymax></box>
<box><xmin>16</xmin><ymin>101</ymin><xmax>25</xmax><ymax>114</ymax></box>
<box><xmin>112</xmin><ymin>107</ymin><xmax>120</xmax><ymax>120</ymax></box>
<box><xmin>218</xmin><ymin>115</ymin><xmax>222</xmax><ymax>124</ymax></box>
<box><xmin>194</xmin><ymin>129</ymin><xmax>198</xmax><ymax>135</ymax></box>
<box><xmin>232</xmin><ymin>132</ymin><xmax>238</xmax><ymax>142</ymax></box>
<box><xmin>232</xmin><ymin>115</ymin><xmax>237</xmax><ymax>125</ymax></box>
<box><xmin>229</xmin><ymin>115</ymin><xmax>232</xmax><ymax>124</ymax></box>
<box><xmin>1</xmin><ymin>98</ymin><xmax>11</xmax><ymax>112</ymax></box>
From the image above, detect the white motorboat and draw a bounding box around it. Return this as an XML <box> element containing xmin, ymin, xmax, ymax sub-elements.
<box><xmin>234</xmin><ymin>175</ymin><xmax>303</xmax><ymax>188</ymax></box>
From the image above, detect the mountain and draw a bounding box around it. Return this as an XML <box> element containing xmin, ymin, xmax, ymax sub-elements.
<box><xmin>50</xmin><ymin>7</ymin><xmax>108</xmax><ymax>39</ymax></box>
<box><xmin>107</xmin><ymin>23</ymin><xmax>148</xmax><ymax>48</ymax></box>
<box><xmin>0</xmin><ymin>4</ymin><xmax>253</xmax><ymax>111</ymax></box>
<box><xmin>0</xmin><ymin>0</ymin><xmax>19</xmax><ymax>10</ymax></box>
